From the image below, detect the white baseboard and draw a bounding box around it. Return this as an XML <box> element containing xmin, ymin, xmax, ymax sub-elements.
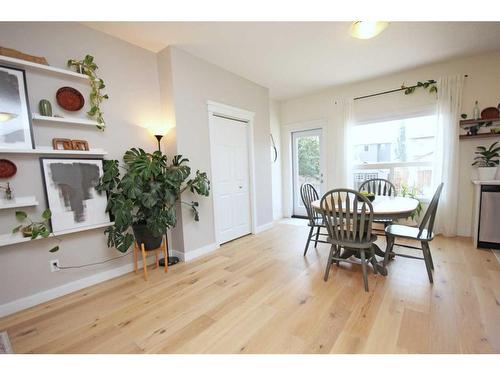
<box><xmin>184</xmin><ymin>242</ymin><xmax>219</xmax><ymax>262</ymax></box>
<box><xmin>255</xmin><ymin>222</ymin><xmax>274</xmax><ymax>234</ymax></box>
<box><xmin>170</xmin><ymin>249</ymin><xmax>185</xmax><ymax>262</ymax></box>
<box><xmin>0</xmin><ymin>257</ymin><xmax>155</xmax><ymax>318</ymax></box>
<box><xmin>170</xmin><ymin>242</ymin><xmax>219</xmax><ymax>263</ymax></box>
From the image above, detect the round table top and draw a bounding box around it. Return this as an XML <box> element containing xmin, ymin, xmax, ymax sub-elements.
<box><xmin>311</xmin><ymin>195</ymin><xmax>419</xmax><ymax>219</ymax></box>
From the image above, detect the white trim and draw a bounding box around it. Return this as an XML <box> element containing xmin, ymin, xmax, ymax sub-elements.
<box><xmin>32</xmin><ymin>113</ymin><xmax>100</xmax><ymax>128</ymax></box>
<box><xmin>0</xmin><ymin>257</ymin><xmax>155</xmax><ymax>318</ymax></box>
<box><xmin>0</xmin><ymin>147</ymin><xmax>107</xmax><ymax>156</ymax></box>
<box><xmin>0</xmin><ymin>55</ymin><xmax>89</xmax><ymax>80</ymax></box>
<box><xmin>255</xmin><ymin>222</ymin><xmax>274</xmax><ymax>234</ymax></box>
<box><xmin>170</xmin><ymin>249</ymin><xmax>185</xmax><ymax>262</ymax></box>
<box><xmin>207</xmin><ymin>100</ymin><xmax>255</xmax><ymax>120</ymax></box>
<box><xmin>0</xmin><ymin>222</ymin><xmax>114</xmax><ymax>248</ymax></box>
<box><xmin>0</xmin><ymin>196</ymin><xmax>38</xmax><ymax>210</ymax></box>
<box><xmin>207</xmin><ymin>100</ymin><xmax>257</xmax><ymax>247</ymax></box>
<box><xmin>182</xmin><ymin>242</ymin><xmax>219</xmax><ymax>262</ymax></box>
<box><xmin>281</xmin><ymin>119</ymin><xmax>328</xmax><ymax>218</ymax></box>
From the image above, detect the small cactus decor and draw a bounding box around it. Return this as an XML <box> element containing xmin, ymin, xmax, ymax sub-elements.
<box><xmin>67</xmin><ymin>55</ymin><xmax>109</xmax><ymax>130</ymax></box>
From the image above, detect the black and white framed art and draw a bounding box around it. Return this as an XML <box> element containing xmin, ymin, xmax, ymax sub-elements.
<box><xmin>40</xmin><ymin>158</ymin><xmax>110</xmax><ymax>233</ymax></box>
<box><xmin>0</xmin><ymin>65</ymin><xmax>34</xmax><ymax>150</ymax></box>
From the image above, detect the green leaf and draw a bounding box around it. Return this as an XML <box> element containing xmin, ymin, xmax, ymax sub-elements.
<box><xmin>42</xmin><ymin>209</ymin><xmax>52</xmax><ymax>220</ymax></box>
<box><xmin>15</xmin><ymin>211</ymin><xmax>27</xmax><ymax>221</ymax></box>
<box><xmin>12</xmin><ymin>225</ymin><xmax>22</xmax><ymax>233</ymax></box>
<box><xmin>49</xmin><ymin>246</ymin><xmax>59</xmax><ymax>253</ymax></box>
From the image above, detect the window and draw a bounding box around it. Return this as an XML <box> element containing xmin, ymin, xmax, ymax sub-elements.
<box><xmin>351</xmin><ymin>114</ymin><xmax>437</xmax><ymax>199</ymax></box>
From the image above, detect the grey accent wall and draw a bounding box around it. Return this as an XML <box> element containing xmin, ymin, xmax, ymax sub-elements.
<box><xmin>0</xmin><ymin>22</ymin><xmax>161</xmax><ymax>307</ymax></box>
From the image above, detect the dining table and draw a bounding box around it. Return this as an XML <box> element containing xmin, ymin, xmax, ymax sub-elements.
<box><xmin>311</xmin><ymin>194</ymin><xmax>419</xmax><ymax>276</ymax></box>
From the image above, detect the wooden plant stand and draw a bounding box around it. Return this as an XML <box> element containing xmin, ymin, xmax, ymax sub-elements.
<box><xmin>133</xmin><ymin>236</ymin><xmax>168</xmax><ymax>281</ymax></box>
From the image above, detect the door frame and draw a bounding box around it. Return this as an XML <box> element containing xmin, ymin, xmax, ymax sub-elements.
<box><xmin>282</xmin><ymin>119</ymin><xmax>328</xmax><ymax>218</ymax></box>
<box><xmin>207</xmin><ymin>100</ymin><xmax>257</xmax><ymax>247</ymax></box>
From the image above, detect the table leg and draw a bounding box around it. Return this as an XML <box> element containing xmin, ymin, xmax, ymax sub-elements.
<box><xmin>340</xmin><ymin>245</ymin><xmax>388</xmax><ymax>276</ymax></box>
<box><xmin>371</xmin><ymin>243</ymin><xmax>388</xmax><ymax>276</ymax></box>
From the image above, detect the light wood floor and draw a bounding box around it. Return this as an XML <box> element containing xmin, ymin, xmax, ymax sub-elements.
<box><xmin>1</xmin><ymin>220</ymin><xmax>499</xmax><ymax>354</ymax></box>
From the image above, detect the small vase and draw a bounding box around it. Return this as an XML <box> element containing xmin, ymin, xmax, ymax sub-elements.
<box><xmin>39</xmin><ymin>99</ymin><xmax>53</xmax><ymax>117</ymax></box>
<box><xmin>477</xmin><ymin>166</ymin><xmax>498</xmax><ymax>181</ymax></box>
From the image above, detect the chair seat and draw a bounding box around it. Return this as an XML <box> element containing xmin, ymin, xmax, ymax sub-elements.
<box><xmin>385</xmin><ymin>224</ymin><xmax>434</xmax><ymax>241</ymax></box>
<box><xmin>327</xmin><ymin>234</ymin><xmax>378</xmax><ymax>248</ymax></box>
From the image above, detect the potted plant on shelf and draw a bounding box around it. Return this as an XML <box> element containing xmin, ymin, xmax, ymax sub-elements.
<box><xmin>472</xmin><ymin>141</ymin><xmax>500</xmax><ymax>181</ymax></box>
<box><xmin>96</xmin><ymin>148</ymin><xmax>210</xmax><ymax>253</ymax></box>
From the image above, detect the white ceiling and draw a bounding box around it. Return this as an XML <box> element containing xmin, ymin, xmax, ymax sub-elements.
<box><xmin>84</xmin><ymin>22</ymin><xmax>500</xmax><ymax>99</ymax></box>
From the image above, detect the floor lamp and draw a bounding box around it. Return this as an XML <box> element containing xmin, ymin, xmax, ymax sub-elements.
<box><xmin>150</xmin><ymin>127</ymin><xmax>179</xmax><ymax>267</ymax></box>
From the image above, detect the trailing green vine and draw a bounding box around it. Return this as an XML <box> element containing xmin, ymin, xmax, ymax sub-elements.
<box><xmin>67</xmin><ymin>55</ymin><xmax>109</xmax><ymax>130</ymax></box>
<box><xmin>401</xmin><ymin>79</ymin><xmax>437</xmax><ymax>95</ymax></box>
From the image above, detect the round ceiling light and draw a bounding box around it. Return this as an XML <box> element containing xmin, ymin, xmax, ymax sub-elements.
<box><xmin>350</xmin><ymin>21</ymin><xmax>389</xmax><ymax>39</ymax></box>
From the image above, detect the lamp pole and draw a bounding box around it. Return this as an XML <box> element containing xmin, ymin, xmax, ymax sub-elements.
<box><xmin>154</xmin><ymin>133</ymin><xmax>180</xmax><ymax>267</ymax></box>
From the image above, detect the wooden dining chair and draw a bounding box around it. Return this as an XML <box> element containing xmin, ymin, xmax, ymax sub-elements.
<box><xmin>133</xmin><ymin>236</ymin><xmax>168</xmax><ymax>281</ymax></box>
<box><xmin>300</xmin><ymin>183</ymin><xmax>329</xmax><ymax>255</ymax></box>
<box><xmin>383</xmin><ymin>183</ymin><xmax>444</xmax><ymax>283</ymax></box>
<box><xmin>320</xmin><ymin>189</ymin><xmax>378</xmax><ymax>292</ymax></box>
<box><xmin>359</xmin><ymin>178</ymin><xmax>397</xmax><ymax>236</ymax></box>
<box><xmin>359</xmin><ymin>178</ymin><xmax>397</xmax><ymax>197</ymax></box>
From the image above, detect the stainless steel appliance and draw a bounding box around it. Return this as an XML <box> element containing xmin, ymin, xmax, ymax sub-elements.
<box><xmin>478</xmin><ymin>184</ymin><xmax>500</xmax><ymax>249</ymax></box>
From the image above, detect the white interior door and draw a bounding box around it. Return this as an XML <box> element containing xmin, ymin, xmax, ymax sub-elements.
<box><xmin>211</xmin><ymin>115</ymin><xmax>252</xmax><ymax>244</ymax></box>
<box><xmin>292</xmin><ymin>128</ymin><xmax>326</xmax><ymax>217</ymax></box>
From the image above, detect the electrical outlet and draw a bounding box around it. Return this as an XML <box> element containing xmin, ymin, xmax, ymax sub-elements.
<box><xmin>50</xmin><ymin>259</ymin><xmax>60</xmax><ymax>272</ymax></box>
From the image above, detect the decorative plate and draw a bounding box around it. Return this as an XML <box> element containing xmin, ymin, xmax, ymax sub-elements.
<box><xmin>0</xmin><ymin>159</ymin><xmax>17</xmax><ymax>178</ymax></box>
<box><xmin>56</xmin><ymin>87</ymin><xmax>85</xmax><ymax>111</ymax></box>
<box><xmin>480</xmin><ymin>107</ymin><xmax>500</xmax><ymax>120</ymax></box>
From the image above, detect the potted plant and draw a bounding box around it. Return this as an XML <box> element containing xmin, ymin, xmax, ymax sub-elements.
<box><xmin>472</xmin><ymin>141</ymin><xmax>500</xmax><ymax>181</ymax></box>
<box><xmin>400</xmin><ymin>184</ymin><xmax>423</xmax><ymax>224</ymax></box>
<box><xmin>96</xmin><ymin>148</ymin><xmax>210</xmax><ymax>253</ymax></box>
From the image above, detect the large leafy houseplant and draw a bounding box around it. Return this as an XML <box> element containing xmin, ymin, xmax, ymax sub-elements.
<box><xmin>96</xmin><ymin>148</ymin><xmax>210</xmax><ymax>253</ymax></box>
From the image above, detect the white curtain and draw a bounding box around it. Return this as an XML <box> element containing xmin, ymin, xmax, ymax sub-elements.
<box><xmin>433</xmin><ymin>75</ymin><xmax>464</xmax><ymax>236</ymax></box>
<box><xmin>335</xmin><ymin>98</ymin><xmax>355</xmax><ymax>187</ymax></box>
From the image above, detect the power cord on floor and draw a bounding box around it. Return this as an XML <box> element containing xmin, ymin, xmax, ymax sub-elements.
<box><xmin>55</xmin><ymin>251</ymin><xmax>132</xmax><ymax>270</ymax></box>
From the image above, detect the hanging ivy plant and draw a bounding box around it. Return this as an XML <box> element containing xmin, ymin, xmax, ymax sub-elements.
<box><xmin>67</xmin><ymin>55</ymin><xmax>109</xmax><ymax>130</ymax></box>
<box><xmin>401</xmin><ymin>79</ymin><xmax>437</xmax><ymax>95</ymax></box>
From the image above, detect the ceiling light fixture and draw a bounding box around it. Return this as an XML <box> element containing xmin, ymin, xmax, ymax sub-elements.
<box><xmin>350</xmin><ymin>21</ymin><xmax>389</xmax><ymax>39</ymax></box>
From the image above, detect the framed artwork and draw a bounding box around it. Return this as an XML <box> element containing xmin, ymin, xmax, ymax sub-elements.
<box><xmin>40</xmin><ymin>158</ymin><xmax>111</xmax><ymax>233</ymax></box>
<box><xmin>0</xmin><ymin>65</ymin><xmax>34</xmax><ymax>150</ymax></box>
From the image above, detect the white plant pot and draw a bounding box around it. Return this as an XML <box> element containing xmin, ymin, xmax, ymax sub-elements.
<box><xmin>477</xmin><ymin>166</ymin><xmax>498</xmax><ymax>181</ymax></box>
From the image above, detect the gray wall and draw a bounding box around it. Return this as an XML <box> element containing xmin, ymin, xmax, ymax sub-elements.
<box><xmin>0</xmin><ymin>22</ymin><xmax>161</xmax><ymax>307</ymax></box>
<box><xmin>0</xmin><ymin>24</ymin><xmax>274</xmax><ymax>311</ymax></box>
<box><xmin>158</xmin><ymin>47</ymin><xmax>273</xmax><ymax>254</ymax></box>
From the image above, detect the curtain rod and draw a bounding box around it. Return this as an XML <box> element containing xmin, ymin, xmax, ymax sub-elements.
<box><xmin>353</xmin><ymin>75</ymin><xmax>468</xmax><ymax>101</ymax></box>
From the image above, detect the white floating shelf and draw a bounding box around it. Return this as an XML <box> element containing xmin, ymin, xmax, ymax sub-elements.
<box><xmin>0</xmin><ymin>222</ymin><xmax>114</xmax><ymax>248</ymax></box>
<box><xmin>32</xmin><ymin>113</ymin><xmax>100</xmax><ymax>128</ymax></box>
<box><xmin>0</xmin><ymin>55</ymin><xmax>88</xmax><ymax>80</ymax></box>
<box><xmin>0</xmin><ymin>147</ymin><xmax>107</xmax><ymax>156</ymax></box>
<box><xmin>0</xmin><ymin>196</ymin><xmax>38</xmax><ymax>210</ymax></box>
